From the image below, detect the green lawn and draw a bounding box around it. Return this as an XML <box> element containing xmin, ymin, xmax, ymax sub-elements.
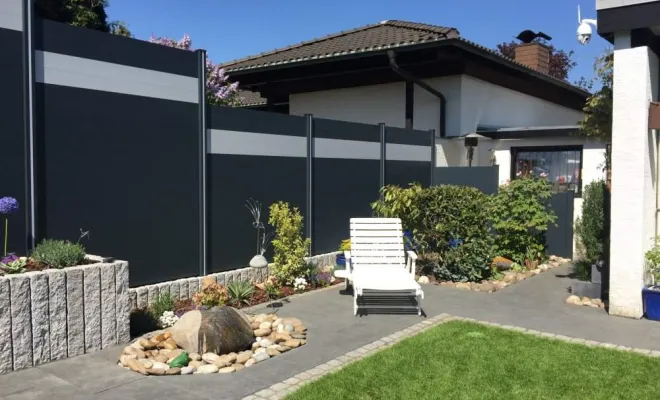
<box><xmin>287</xmin><ymin>321</ymin><xmax>660</xmax><ymax>400</ymax></box>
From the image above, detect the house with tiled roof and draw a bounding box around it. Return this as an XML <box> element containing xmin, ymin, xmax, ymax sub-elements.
<box><xmin>225</xmin><ymin>20</ymin><xmax>606</xmax><ymax>226</ymax></box>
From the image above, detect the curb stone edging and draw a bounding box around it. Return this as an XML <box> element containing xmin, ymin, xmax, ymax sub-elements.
<box><xmin>128</xmin><ymin>252</ymin><xmax>340</xmax><ymax>310</ymax></box>
<box><xmin>0</xmin><ymin>257</ymin><xmax>129</xmax><ymax>375</ymax></box>
<box><xmin>242</xmin><ymin>314</ymin><xmax>660</xmax><ymax>400</ymax></box>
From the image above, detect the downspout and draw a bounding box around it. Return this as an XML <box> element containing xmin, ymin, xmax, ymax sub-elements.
<box><xmin>387</xmin><ymin>51</ymin><xmax>446</xmax><ymax>138</ymax></box>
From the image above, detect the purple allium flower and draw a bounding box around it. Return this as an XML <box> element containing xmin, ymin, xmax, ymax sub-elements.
<box><xmin>0</xmin><ymin>197</ymin><xmax>18</xmax><ymax>215</ymax></box>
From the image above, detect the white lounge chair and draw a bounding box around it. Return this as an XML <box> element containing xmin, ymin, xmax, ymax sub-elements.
<box><xmin>341</xmin><ymin>218</ymin><xmax>423</xmax><ymax>316</ymax></box>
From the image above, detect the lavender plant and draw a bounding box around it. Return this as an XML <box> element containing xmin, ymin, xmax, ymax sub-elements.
<box><xmin>0</xmin><ymin>197</ymin><xmax>19</xmax><ymax>256</ymax></box>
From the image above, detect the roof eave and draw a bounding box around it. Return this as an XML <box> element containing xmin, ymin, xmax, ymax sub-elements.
<box><xmin>225</xmin><ymin>38</ymin><xmax>589</xmax><ymax>99</ymax></box>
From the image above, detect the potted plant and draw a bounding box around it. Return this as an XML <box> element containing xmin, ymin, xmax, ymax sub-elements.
<box><xmin>643</xmin><ymin>242</ymin><xmax>660</xmax><ymax>321</ymax></box>
<box><xmin>336</xmin><ymin>239</ymin><xmax>350</xmax><ymax>267</ymax></box>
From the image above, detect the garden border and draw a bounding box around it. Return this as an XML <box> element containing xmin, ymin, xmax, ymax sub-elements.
<box><xmin>242</xmin><ymin>314</ymin><xmax>660</xmax><ymax>399</ymax></box>
<box><xmin>128</xmin><ymin>252</ymin><xmax>340</xmax><ymax>310</ymax></box>
<box><xmin>0</xmin><ymin>256</ymin><xmax>130</xmax><ymax>375</ymax></box>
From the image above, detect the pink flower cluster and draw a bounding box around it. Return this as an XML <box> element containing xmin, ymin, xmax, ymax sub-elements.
<box><xmin>148</xmin><ymin>34</ymin><xmax>239</xmax><ymax>106</ymax></box>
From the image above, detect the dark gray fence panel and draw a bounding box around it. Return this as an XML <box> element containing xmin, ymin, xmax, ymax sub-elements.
<box><xmin>385</xmin><ymin>127</ymin><xmax>432</xmax><ymax>187</ymax></box>
<box><xmin>207</xmin><ymin>107</ymin><xmax>307</xmax><ymax>272</ymax></box>
<box><xmin>35</xmin><ymin>19</ymin><xmax>197</xmax><ymax>77</ymax></box>
<box><xmin>35</xmin><ymin>21</ymin><xmax>201</xmax><ymax>287</ymax></box>
<box><xmin>0</xmin><ymin>27</ymin><xmax>28</xmax><ymax>256</ymax></box>
<box><xmin>546</xmin><ymin>192</ymin><xmax>574</xmax><ymax>258</ymax></box>
<box><xmin>312</xmin><ymin>118</ymin><xmax>380</xmax><ymax>254</ymax></box>
<box><xmin>433</xmin><ymin>166</ymin><xmax>499</xmax><ymax>194</ymax></box>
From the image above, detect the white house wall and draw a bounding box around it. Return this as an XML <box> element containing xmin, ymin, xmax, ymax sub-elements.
<box><xmin>288</xmin><ymin>82</ymin><xmax>406</xmax><ymax>128</ymax></box>
<box><xmin>459</xmin><ymin>76</ymin><xmax>585</xmax><ymax>134</ymax></box>
<box><xmin>289</xmin><ymin>75</ymin><xmax>583</xmax><ymax>138</ymax></box>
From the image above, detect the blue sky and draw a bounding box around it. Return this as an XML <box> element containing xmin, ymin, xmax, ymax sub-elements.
<box><xmin>106</xmin><ymin>0</ymin><xmax>610</xmax><ymax>84</ymax></box>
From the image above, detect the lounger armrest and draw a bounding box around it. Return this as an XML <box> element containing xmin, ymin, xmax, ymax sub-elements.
<box><xmin>345</xmin><ymin>251</ymin><xmax>352</xmax><ymax>274</ymax></box>
<box><xmin>406</xmin><ymin>250</ymin><xmax>417</xmax><ymax>276</ymax></box>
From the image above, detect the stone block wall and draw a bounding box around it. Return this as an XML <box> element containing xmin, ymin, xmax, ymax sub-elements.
<box><xmin>129</xmin><ymin>252</ymin><xmax>340</xmax><ymax>309</ymax></box>
<box><xmin>0</xmin><ymin>257</ymin><xmax>130</xmax><ymax>374</ymax></box>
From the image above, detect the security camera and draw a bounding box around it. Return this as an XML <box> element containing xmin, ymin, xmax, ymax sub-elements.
<box><xmin>577</xmin><ymin>22</ymin><xmax>592</xmax><ymax>45</ymax></box>
<box><xmin>576</xmin><ymin>5</ymin><xmax>597</xmax><ymax>45</ymax></box>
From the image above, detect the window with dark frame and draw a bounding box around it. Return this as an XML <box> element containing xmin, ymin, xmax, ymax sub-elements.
<box><xmin>511</xmin><ymin>146</ymin><xmax>583</xmax><ymax>195</ymax></box>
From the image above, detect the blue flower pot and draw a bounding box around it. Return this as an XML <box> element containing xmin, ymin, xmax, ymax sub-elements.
<box><xmin>336</xmin><ymin>254</ymin><xmax>346</xmax><ymax>267</ymax></box>
<box><xmin>643</xmin><ymin>286</ymin><xmax>660</xmax><ymax>321</ymax></box>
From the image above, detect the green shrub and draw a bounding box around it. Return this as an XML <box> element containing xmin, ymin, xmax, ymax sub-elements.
<box><xmin>268</xmin><ymin>202</ymin><xmax>310</xmax><ymax>285</ymax></box>
<box><xmin>489</xmin><ymin>176</ymin><xmax>556</xmax><ymax>264</ymax></box>
<box><xmin>371</xmin><ymin>184</ymin><xmax>492</xmax><ymax>255</ymax></box>
<box><xmin>645</xmin><ymin>241</ymin><xmax>660</xmax><ymax>284</ymax></box>
<box><xmin>32</xmin><ymin>239</ymin><xmax>86</xmax><ymax>268</ymax></box>
<box><xmin>227</xmin><ymin>280</ymin><xmax>255</xmax><ymax>306</ymax></box>
<box><xmin>572</xmin><ymin>260</ymin><xmax>592</xmax><ymax>282</ymax></box>
<box><xmin>149</xmin><ymin>293</ymin><xmax>175</xmax><ymax>320</ymax></box>
<box><xmin>416</xmin><ymin>252</ymin><xmax>442</xmax><ymax>276</ymax></box>
<box><xmin>575</xmin><ymin>180</ymin><xmax>607</xmax><ymax>263</ymax></box>
<box><xmin>433</xmin><ymin>238</ymin><xmax>494</xmax><ymax>282</ymax></box>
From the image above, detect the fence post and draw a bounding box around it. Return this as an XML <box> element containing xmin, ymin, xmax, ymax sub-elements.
<box><xmin>429</xmin><ymin>129</ymin><xmax>436</xmax><ymax>186</ymax></box>
<box><xmin>379</xmin><ymin>123</ymin><xmax>386</xmax><ymax>192</ymax></box>
<box><xmin>196</xmin><ymin>49</ymin><xmax>207</xmax><ymax>276</ymax></box>
<box><xmin>23</xmin><ymin>0</ymin><xmax>37</xmax><ymax>250</ymax></box>
<box><xmin>305</xmin><ymin>114</ymin><xmax>314</xmax><ymax>255</ymax></box>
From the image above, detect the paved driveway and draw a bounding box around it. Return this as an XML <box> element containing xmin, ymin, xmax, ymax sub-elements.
<box><xmin>2</xmin><ymin>266</ymin><xmax>659</xmax><ymax>400</ymax></box>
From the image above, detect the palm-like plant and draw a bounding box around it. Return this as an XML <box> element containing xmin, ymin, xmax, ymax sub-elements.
<box><xmin>226</xmin><ymin>280</ymin><xmax>255</xmax><ymax>307</ymax></box>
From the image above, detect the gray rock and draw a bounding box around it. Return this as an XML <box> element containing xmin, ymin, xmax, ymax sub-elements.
<box><xmin>100</xmin><ymin>264</ymin><xmax>117</xmax><ymax>349</ymax></box>
<box><xmin>253</xmin><ymin>352</ymin><xmax>270</xmax><ymax>363</ymax></box>
<box><xmin>136</xmin><ymin>287</ymin><xmax>148</xmax><ymax>309</ymax></box>
<box><xmin>188</xmin><ymin>278</ymin><xmax>199</xmax><ymax>298</ymax></box>
<box><xmin>249</xmin><ymin>255</ymin><xmax>268</xmax><ymax>268</ymax></box>
<box><xmin>84</xmin><ymin>265</ymin><xmax>102</xmax><ymax>353</ymax></box>
<box><xmin>181</xmin><ymin>366</ymin><xmax>195</xmax><ymax>375</ymax></box>
<box><xmin>9</xmin><ymin>274</ymin><xmax>33</xmax><ymax>369</ymax></box>
<box><xmin>147</xmin><ymin>285</ymin><xmax>159</xmax><ymax>307</ymax></box>
<box><xmin>260</xmin><ymin>339</ymin><xmax>273</xmax><ymax>348</ymax></box>
<box><xmin>216</xmin><ymin>273</ymin><xmax>226</xmax><ymax>286</ymax></box>
<box><xmin>115</xmin><ymin>262</ymin><xmax>131</xmax><ymax>344</ymax></box>
<box><xmin>284</xmin><ymin>324</ymin><xmax>294</xmax><ymax>333</ymax></box>
<box><xmin>30</xmin><ymin>272</ymin><xmax>50</xmax><ymax>365</ymax></box>
<box><xmin>46</xmin><ymin>269</ymin><xmax>67</xmax><ymax>361</ymax></box>
<box><xmin>170</xmin><ymin>307</ymin><xmax>254</xmax><ymax>355</ymax></box>
<box><xmin>179</xmin><ymin>279</ymin><xmax>189</xmax><ymax>300</ymax></box>
<box><xmin>169</xmin><ymin>281</ymin><xmax>180</xmax><ymax>301</ymax></box>
<box><xmin>0</xmin><ymin>276</ymin><xmax>12</xmax><ymax>374</ymax></box>
<box><xmin>66</xmin><ymin>268</ymin><xmax>85</xmax><ymax>357</ymax></box>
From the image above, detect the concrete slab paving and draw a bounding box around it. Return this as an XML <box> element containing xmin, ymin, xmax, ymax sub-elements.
<box><xmin>3</xmin><ymin>265</ymin><xmax>660</xmax><ymax>400</ymax></box>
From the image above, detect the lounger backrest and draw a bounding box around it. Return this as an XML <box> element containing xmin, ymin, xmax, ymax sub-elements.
<box><xmin>349</xmin><ymin>218</ymin><xmax>406</xmax><ymax>269</ymax></box>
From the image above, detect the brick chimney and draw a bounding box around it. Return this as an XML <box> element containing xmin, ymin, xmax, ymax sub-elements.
<box><xmin>514</xmin><ymin>42</ymin><xmax>550</xmax><ymax>74</ymax></box>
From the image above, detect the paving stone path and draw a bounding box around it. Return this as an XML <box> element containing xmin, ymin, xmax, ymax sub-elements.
<box><xmin>2</xmin><ymin>265</ymin><xmax>659</xmax><ymax>400</ymax></box>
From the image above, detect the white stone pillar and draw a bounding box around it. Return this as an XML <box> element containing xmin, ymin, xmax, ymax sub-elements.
<box><xmin>609</xmin><ymin>31</ymin><xmax>660</xmax><ymax>318</ymax></box>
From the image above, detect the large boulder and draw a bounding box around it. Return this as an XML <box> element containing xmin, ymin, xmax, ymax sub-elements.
<box><xmin>170</xmin><ymin>307</ymin><xmax>254</xmax><ymax>355</ymax></box>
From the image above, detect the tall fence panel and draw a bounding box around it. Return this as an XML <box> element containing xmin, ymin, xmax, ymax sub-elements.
<box><xmin>207</xmin><ymin>107</ymin><xmax>307</xmax><ymax>272</ymax></box>
<box><xmin>385</xmin><ymin>127</ymin><xmax>433</xmax><ymax>187</ymax></box>
<box><xmin>0</xmin><ymin>9</ymin><xmax>28</xmax><ymax>256</ymax></box>
<box><xmin>546</xmin><ymin>192</ymin><xmax>574</xmax><ymax>259</ymax></box>
<box><xmin>34</xmin><ymin>20</ymin><xmax>202</xmax><ymax>286</ymax></box>
<box><xmin>312</xmin><ymin>119</ymin><xmax>381</xmax><ymax>254</ymax></box>
<box><xmin>433</xmin><ymin>166</ymin><xmax>499</xmax><ymax>194</ymax></box>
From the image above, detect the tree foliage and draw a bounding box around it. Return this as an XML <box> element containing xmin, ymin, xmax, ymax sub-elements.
<box><xmin>496</xmin><ymin>39</ymin><xmax>577</xmax><ymax>81</ymax></box>
<box><xmin>148</xmin><ymin>34</ymin><xmax>240</xmax><ymax>106</ymax></box>
<box><xmin>35</xmin><ymin>0</ymin><xmax>132</xmax><ymax>37</ymax></box>
<box><xmin>578</xmin><ymin>50</ymin><xmax>613</xmax><ymax>143</ymax></box>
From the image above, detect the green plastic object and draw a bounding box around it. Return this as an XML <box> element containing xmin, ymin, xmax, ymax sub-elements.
<box><xmin>168</xmin><ymin>351</ymin><xmax>189</xmax><ymax>368</ymax></box>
